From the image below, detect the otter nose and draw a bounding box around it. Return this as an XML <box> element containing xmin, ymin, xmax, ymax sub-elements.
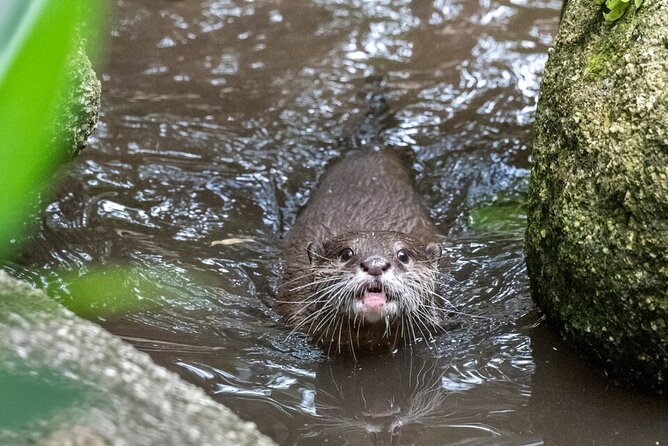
<box><xmin>361</xmin><ymin>256</ymin><xmax>391</xmax><ymax>276</ymax></box>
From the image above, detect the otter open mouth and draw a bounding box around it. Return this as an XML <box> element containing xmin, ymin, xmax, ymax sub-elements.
<box><xmin>361</xmin><ymin>285</ymin><xmax>387</xmax><ymax>308</ymax></box>
<box><xmin>356</xmin><ymin>285</ymin><xmax>390</xmax><ymax>324</ymax></box>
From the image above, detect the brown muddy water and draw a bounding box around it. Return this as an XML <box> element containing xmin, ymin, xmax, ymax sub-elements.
<box><xmin>7</xmin><ymin>0</ymin><xmax>668</xmax><ymax>444</ymax></box>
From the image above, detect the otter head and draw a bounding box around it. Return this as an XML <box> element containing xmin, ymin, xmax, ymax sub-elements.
<box><xmin>302</xmin><ymin>231</ymin><xmax>442</xmax><ymax>351</ymax></box>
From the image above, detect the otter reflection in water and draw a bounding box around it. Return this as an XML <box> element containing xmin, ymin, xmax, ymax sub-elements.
<box><xmin>308</xmin><ymin>352</ymin><xmax>450</xmax><ymax>445</ymax></box>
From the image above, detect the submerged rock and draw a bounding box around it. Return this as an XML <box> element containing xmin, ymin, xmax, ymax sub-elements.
<box><xmin>526</xmin><ymin>0</ymin><xmax>668</xmax><ymax>391</ymax></box>
<box><xmin>0</xmin><ymin>270</ymin><xmax>276</xmax><ymax>445</ymax></box>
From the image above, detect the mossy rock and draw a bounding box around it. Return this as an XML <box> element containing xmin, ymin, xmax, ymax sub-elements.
<box><xmin>56</xmin><ymin>39</ymin><xmax>101</xmax><ymax>157</ymax></box>
<box><xmin>527</xmin><ymin>0</ymin><xmax>668</xmax><ymax>392</ymax></box>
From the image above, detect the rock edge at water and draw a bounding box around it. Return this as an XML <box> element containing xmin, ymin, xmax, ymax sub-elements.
<box><xmin>0</xmin><ymin>270</ymin><xmax>277</xmax><ymax>446</ymax></box>
<box><xmin>526</xmin><ymin>0</ymin><xmax>668</xmax><ymax>392</ymax></box>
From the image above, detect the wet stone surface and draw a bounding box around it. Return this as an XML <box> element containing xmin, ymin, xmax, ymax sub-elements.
<box><xmin>5</xmin><ymin>0</ymin><xmax>668</xmax><ymax>445</ymax></box>
<box><xmin>0</xmin><ymin>271</ymin><xmax>275</xmax><ymax>446</ymax></box>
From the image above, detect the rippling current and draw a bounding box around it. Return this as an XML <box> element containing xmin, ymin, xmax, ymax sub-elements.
<box><xmin>8</xmin><ymin>0</ymin><xmax>668</xmax><ymax>445</ymax></box>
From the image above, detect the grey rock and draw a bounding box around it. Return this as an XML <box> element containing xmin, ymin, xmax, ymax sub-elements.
<box><xmin>0</xmin><ymin>270</ymin><xmax>276</xmax><ymax>446</ymax></box>
<box><xmin>526</xmin><ymin>0</ymin><xmax>668</xmax><ymax>391</ymax></box>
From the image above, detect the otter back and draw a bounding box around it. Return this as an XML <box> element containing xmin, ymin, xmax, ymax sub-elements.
<box><xmin>287</xmin><ymin>150</ymin><xmax>436</xmax><ymax>247</ymax></box>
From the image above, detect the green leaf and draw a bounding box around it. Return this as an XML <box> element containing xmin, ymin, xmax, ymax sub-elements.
<box><xmin>58</xmin><ymin>266</ymin><xmax>163</xmax><ymax>318</ymax></box>
<box><xmin>604</xmin><ymin>6</ymin><xmax>627</xmax><ymax>21</ymax></box>
<box><xmin>605</xmin><ymin>0</ymin><xmax>623</xmax><ymax>9</ymax></box>
<box><xmin>52</xmin><ymin>263</ymin><xmax>219</xmax><ymax>318</ymax></box>
<box><xmin>0</xmin><ymin>1</ymin><xmax>79</xmax><ymax>259</ymax></box>
<box><xmin>467</xmin><ymin>201</ymin><xmax>527</xmax><ymax>234</ymax></box>
<box><xmin>0</xmin><ymin>1</ymin><xmax>103</xmax><ymax>260</ymax></box>
<box><xmin>635</xmin><ymin>0</ymin><xmax>644</xmax><ymax>7</ymax></box>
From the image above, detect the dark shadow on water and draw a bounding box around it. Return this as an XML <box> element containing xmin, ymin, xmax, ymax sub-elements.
<box><xmin>528</xmin><ymin>321</ymin><xmax>668</xmax><ymax>446</ymax></box>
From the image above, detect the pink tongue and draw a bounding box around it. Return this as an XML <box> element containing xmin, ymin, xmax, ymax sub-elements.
<box><xmin>362</xmin><ymin>292</ymin><xmax>387</xmax><ymax>309</ymax></box>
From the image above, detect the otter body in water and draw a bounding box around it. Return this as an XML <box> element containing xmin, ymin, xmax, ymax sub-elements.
<box><xmin>276</xmin><ymin>147</ymin><xmax>443</xmax><ymax>353</ymax></box>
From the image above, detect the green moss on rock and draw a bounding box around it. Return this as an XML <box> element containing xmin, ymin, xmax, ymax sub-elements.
<box><xmin>527</xmin><ymin>0</ymin><xmax>668</xmax><ymax>392</ymax></box>
<box><xmin>55</xmin><ymin>39</ymin><xmax>101</xmax><ymax>157</ymax></box>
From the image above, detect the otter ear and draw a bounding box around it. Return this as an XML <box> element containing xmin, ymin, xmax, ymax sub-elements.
<box><xmin>425</xmin><ymin>242</ymin><xmax>442</xmax><ymax>263</ymax></box>
<box><xmin>307</xmin><ymin>242</ymin><xmax>324</xmax><ymax>264</ymax></box>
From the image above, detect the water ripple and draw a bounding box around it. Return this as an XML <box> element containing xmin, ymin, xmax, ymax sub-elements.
<box><xmin>10</xmin><ymin>1</ymin><xmax>663</xmax><ymax>446</ymax></box>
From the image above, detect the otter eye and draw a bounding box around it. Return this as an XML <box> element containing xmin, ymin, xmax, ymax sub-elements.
<box><xmin>340</xmin><ymin>248</ymin><xmax>354</xmax><ymax>262</ymax></box>
<box><xmin>397</xmin><ymin>249</ymin><xmax>410</xmax><ymax>264</ymax></box>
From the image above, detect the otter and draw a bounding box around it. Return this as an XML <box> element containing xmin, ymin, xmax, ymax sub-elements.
<box><xmin>276</xmin><ymin>87</ymin><xmax>443</xmax><ymax>354</ymax></box>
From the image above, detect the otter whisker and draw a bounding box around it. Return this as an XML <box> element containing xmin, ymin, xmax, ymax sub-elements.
<box><xmin>346</xmin><ymin>318</ymin><xmax>357</xmax><ymax>360</ymax></box>
<box><xmin>288</xmin><ymin>308</ymin><xmax>334</xmax><ymax>339</ymax></box>
<box><xmin>400</xmin><ymin>312</ymin><xmax>406</xmax><ymax>345</ymax></box>
<box><xmin>311</xmin><ymin>301</ymin><xmax>348</xmax><ymax>341</ymax></box>
<box><xmin>277</xmin><ymin>271</ymin><xmax>317</xmax><ymax>288</ymax></box>
<box><xmin>322</xmin><ymin>314</ymin><xmax>347</xmax><ymax>356</ymax></box>
<box><xmin>289</xmin><ymin>284</ymin><xmax>347</xmax><ymax>333</ymax></box>
<box><xmin>301</xmin><ymin>297</ymin><xmax>344</xmax><ymax>335</ymax></box>
<box><xmin>355</xmin><ymin>317</ymin><xmax>362</xmax><ymax>346</ymax></box>
<box><xmin>406</xmin><ymin>313</ymin><xmax>418</xmax><ymax>346</ymax></box>
<box><xmin>433</xmin><ymin>270</ymin><xmax>460</xmax><ymax>283</ymax></box>
<box><xmin>278</xmin><ymin>266</ymin><xmax>343</xmax><ymax>290</ymax></box>
<box><xmin>311</xmin><ymin>307</ymin><xmax>342</xmax><ymax>338</ymax></box>
<box><xmin>410</xmin><ymin>313</ymin><xmax>433</xmax><ymax>346</ymax></box>
<box><xmin>285</xmin><ymin>293</ymin><xmax>334</xmax><ymax>322</ymax></box>
<box><xmin>336</xmin><ymin>318</ymin><xmax>345</xmax><ymax>355</ymax></box>
<box><xmin>300</xmin><ymin>303</ymin><xmax>337</xmax><ymax>331</ymax></box>
<box><xmin>287</xmin><ymin>270</ymin><xmax>348</xmax><ymax>292</ymax></box>
<box><xmin>290</xmin><ymin>278</ymin><xmax>347</xmax><ymax>312</ymax></box>
<box><xmin>278</xmin><ymin>264</ymin><xmax>347</xmax><ymax>292</ymax></box>
<box><xmin>420</xmin><ymin>288</ymin><xmax>490</xmax><ymax>320</ymax></box>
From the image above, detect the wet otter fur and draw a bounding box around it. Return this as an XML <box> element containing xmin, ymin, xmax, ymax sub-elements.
<box><xmin>276</xmin><ymin>85</ymin><xmax>443</xmax><ymax>354</ymax></box>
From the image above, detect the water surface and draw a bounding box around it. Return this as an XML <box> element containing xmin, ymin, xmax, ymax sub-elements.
<box><xmin>8</xmin><ymin>0</ymin><xmax>668</xmax><ymax>444</ymax></box>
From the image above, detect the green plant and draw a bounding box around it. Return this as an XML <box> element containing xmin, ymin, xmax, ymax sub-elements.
<box><xmin>0</xmin><ymin>0</ymin><xmax>101</xmax><ymax>260</ymax></box>
<box><xmin>596</xmin><ymin>0</ymin><xmax>644</xmax><ymax>22</ymax></box>
<box><xmin>467</xmin><ymin>200</ymin><xmax>527</xmax><ymax>234</ymax></box>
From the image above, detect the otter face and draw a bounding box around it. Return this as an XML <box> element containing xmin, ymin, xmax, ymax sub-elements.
<box><xmin>300</xmin><ymin>231</ymin><xmax>442</xmax><ymax>348</ymax></box>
